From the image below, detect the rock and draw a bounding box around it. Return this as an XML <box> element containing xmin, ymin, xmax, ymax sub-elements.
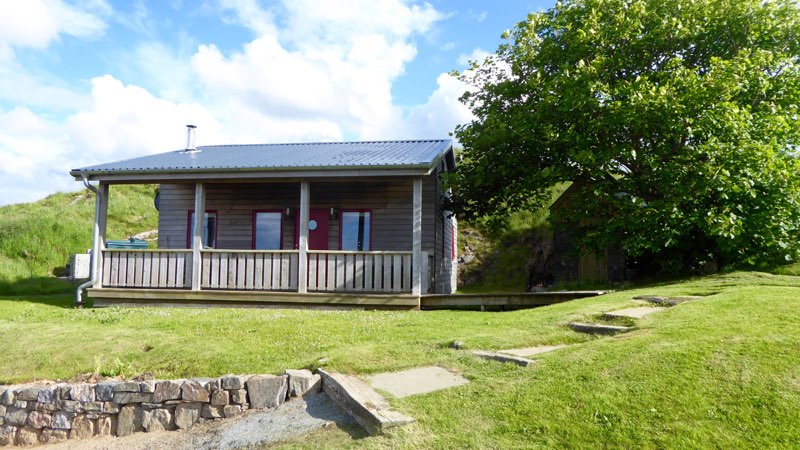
<box><xmin>94</xmin><ymin>383</ymin><xmax>116</xmax><ymax>401</ymax></box>
<box><xmin>56</xmin><ymin>385</ymin><xmax>71</xmax><ymax>401</ymax></box>
<box><xmin>174</xmin><ymin>403</ymin><xmax>201</xmax><ymax>430</ymax></box>
<box><xmin>5</xmin><ymin>408</ymin><xmax>27</xmax><ymax>426</ymax></box>
<box><xmin>448</xmin><ymin>340</ymin><xmax>464</xmax><ymax>350</ymax></box>
<box><xmin>70</xmin><ymin>414</ymin><xmax>95</xmax><ymax>439</ymax></box>
<box><xmin>285</xmin><ymin>369</ymin><xmax>322</xmax><ymax>398</ymax></box>
<box><xmin>201</xmin><ymin>405</ymin><xmax>225</xmax><ymax>420</ymax></box>
<box><xmin>113</xmin><ymin>382</ymin><xmax>141</xmax><ymax>393</ymax></box>
<box><xmin>0</xmin><ymin>389</ymin><xmax>13</xmax><ymax>406</ymax></box>
<box><xmin>83</xmin><ymin>401</ymin><xmax>103</xmax><ymax>412</ymax></box>
<box><xmin>113</xmin><ymin>392</ymin><xmax>154</xmax><ymax>404</ymax></box>
<box><xmin>14</xmin><ymin>427</ymin><xmax>40</xmax><ymax>446</ymax></box>
<box><xmin>211</xmin><ymin>390</ymin><xmax>229</xmax><ymax>406</ymax></box>
<box><xmin>37</xmin><ymin>388</ymin><xmax>56</xmax><ymax>404</ymax></box>
<box><xmin>0</xmin><ymin>405</ymin><xmax>5</xmax><ymax>418</ymax></box>
<box><xmin>181</xmin><ymin>380</ymin><xmax>210</xmax><ymax>402</ymax></box>
<box><xmin>14</xmin><ymin>387</ymin><xmax>41</xmax><ymax>402</ymax></box>
<box><xmin>143</xmin><ymin>408</ymin><xmax>174</xmax><ymax>432</ymax></box>
<box><xmin>230</xmin><ymin>389</ymin><xmax>247</xmax><ymax>404</ymax></box>
<box><xmin>103</xmin><ymin>402</ymin><xmax>120</xmax><ymax>414</ymax></box>
<box><xmin>153</xmin><ymin>380</ymin><xmax>182</xmax><ymax>402</ymax></box>
<box><xmin>246</xmin><ymin>375</ymin><xmax>288</xmax><ymax>409</ymax></box>
<box><xmin>0</xmin><ymin>426</ymin><xmax>16</xmax><ymax>446</ymax></box>
<box><xmin>51</xmin><ymin>411</ymin><xmax>75</xmax><ymax>430</ymax></box>
<box><xmin>35</xmin><ymin>402</ymin><xmax>57</xmax><ymax>413</ymax></box>
<box><xmin>221</xmin><ymin>375</ymin><xmax>249</xmax><ymax>390</ymax></box>
<box><xmin>195</xmin><ymin>378</ymin><xmax>220</xmax><ymax>391</ymax></box>
<box><xmin>223</xmin><ymin>405</ymin><xmax>241</xmax><ymax>418</ymax></box>
<box><xmin>11</xmin><ymin>401</ymin><xmax>26</xmax><ymax>410</ymax></box>
<box><xmin>140</xmin><ymin>381</ymin><xmax>156</xmax><ymax>394</ymax></box>
<box><xmin>96</xmin><ymin>415</ymin><xmax>116</xmax><ymax>436</ymax></box>
<box><xmin>116</xmin><ymin>405</ymin><xmax>143</xmax><ymax>437</ymax></box>
<box><xmin>69</xmin><ymin>384</ymin><xmax>94</xmax><ymax>402</ymax></box>
<box><xmin>58</xmin><ymin>400</ymin><xmax>83</xmax><ymax>413</ymax></box>
<box><xmin>25</xmin><ymin>411</ymin><xmax>51</xmax><ymax>429</ymax></box>
<box><xmin>39</xmin><ymin>428</ymin><xmax>69</xmax><ymax>444</ymax></box>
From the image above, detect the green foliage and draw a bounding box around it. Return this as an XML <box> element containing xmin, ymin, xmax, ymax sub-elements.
<box><xmin>0</xmin><ymin>185</ymin><xmax>158</xmax><ymax>294</ymax></box>
<box><xmin>452</xmin><ymin>0</ymin><xmax>800</xmax><ymax>272</ymax></box>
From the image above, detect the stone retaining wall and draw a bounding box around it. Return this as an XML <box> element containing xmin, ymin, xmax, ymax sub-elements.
<box><xmin>0</xmin><ymin>369</ymin><xmax>321</xmax><ymax>447</ymax></box>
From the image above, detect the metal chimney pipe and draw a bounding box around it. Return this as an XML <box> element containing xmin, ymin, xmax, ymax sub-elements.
<box><xmin>185</xmin><ymin>124</ymin><xmax>197</xmax><ymax>152</ymax></box>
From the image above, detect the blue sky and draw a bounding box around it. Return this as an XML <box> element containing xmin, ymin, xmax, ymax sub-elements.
<box><xmin>0</xmin><ymin>0</ymin><xmax>553</xmax><ymax>205</ymax></box>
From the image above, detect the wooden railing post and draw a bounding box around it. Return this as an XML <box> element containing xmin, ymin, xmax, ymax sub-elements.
<box><xmin>412</xmin><ymin>178</ymin><xmax>423</xmax><ymax>296</ymax></box>
<box><xmin>191</xmin><ymin>183</ymin><xmax>205</xmax><ymax>291</ymax></box>
<box><xmin>298</xmin><ymin>181</ymin><xmax>310</xmax><ymax>293</ymax></box>
<box><xmin>93</xmin><ymin>183</ymin><xmax>109</xmax><ymax>289</ymax></box>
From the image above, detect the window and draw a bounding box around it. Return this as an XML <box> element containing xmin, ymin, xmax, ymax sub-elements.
<box><xmin>253</xmin><ymin>211</ymin><xmax>283</xmax><ymax>250</ymax></box>
<box><xmin>187</xmin><ymin>210</ymin><xmax>218</xmax><ymax>248</ymax></box>
<box><xmin>340</xmin><ymin>210</ymin><xmax>371</xmax><ymax>251</ymax></box>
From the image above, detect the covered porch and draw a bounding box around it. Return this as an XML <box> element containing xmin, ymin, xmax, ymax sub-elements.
<box><xmin>85</xmin><ymin>178</ymin><xmax>429</xmax><ymax>308</ymax></box>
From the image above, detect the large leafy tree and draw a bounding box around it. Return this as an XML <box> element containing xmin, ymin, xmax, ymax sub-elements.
<box><xmin>452</xmin><ymin>0</ymin><xmax>800</xmax><ymax>271</ymax></box>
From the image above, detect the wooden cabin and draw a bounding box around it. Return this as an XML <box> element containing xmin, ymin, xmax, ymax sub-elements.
<box><xmin>70</xmin><ymin>137</ymin><xmax>458</xmax><ymax>309</ymax></box>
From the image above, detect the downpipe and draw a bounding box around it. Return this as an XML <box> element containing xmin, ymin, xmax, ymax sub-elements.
<box><xmin>75</xmin><ymin>174</ymin><xmax>100</xmax><ymax>308</ymax></box>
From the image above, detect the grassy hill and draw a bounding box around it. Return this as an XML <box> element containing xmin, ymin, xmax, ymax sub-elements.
<box><xmin>0</xmin><ymin>185</ymin><xmax>158</xmax><ymax>294</ymax></box>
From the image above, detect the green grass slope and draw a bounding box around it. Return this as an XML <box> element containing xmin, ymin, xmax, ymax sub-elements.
<box><xmin>1</xmin><ymin>271</ymin><xmax>798</xmax><ymax>447</ymax></box>
<box><xmin>0</xmin><ymin>185</ymin><xmax>158</xmax><ymax>294</ymax></box>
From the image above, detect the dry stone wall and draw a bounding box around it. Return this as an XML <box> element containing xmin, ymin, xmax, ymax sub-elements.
<box><xmin>0</xmin><ymin>370</ymin><xmax>321</xmax><ymax>447</ymax></box>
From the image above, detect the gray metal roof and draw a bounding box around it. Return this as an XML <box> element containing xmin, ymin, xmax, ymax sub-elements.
<box><xmin>71</xmin><ymin>140</ymin><xmax>453</xmax><ymax>178</ymax></box>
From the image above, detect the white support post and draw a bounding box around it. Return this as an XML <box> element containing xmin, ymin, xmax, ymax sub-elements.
<box><xmin>412</xmin><ymin>178</ymin><xmax>423</xmax><ymax>296</ymax></box>
<box><xmin>298</xmin><ymin>181</ymin><xmax>310</xmax><ymax>293</ymax></box>
<box><xmin>191</xmin><ymin>183</ymin><xmax>205</xmax><ymax>291</ymax></box>
<box><xmin>93</xmin><ymin>183</ymin><xmax>109</xmax><ymax>289</ymax></box>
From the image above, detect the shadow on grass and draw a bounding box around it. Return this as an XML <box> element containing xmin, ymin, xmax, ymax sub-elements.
<box><xmin>0</xmin><ymin>276</ymin><xmax>78</xmax><ymax>307</ymax></box>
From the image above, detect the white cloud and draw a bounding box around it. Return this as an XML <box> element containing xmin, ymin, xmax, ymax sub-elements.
<box><xmin>404</xmin><ymin>73</ymin><xmax>474</xmax><ymax>139</ymax></box>
<box><xmin>458</xmin><ymin>47</ymin><xmax>491</xmax><ymax>67</ymax></box>
<box><xmin>0</xmin><ymin>0</ymin><xmax>108</xmax><ymax>62</ymax></box>
<box><xmin>0</xmin><ymin>0</ymin><xmax>479</xmax><ymax>205</ymax></box>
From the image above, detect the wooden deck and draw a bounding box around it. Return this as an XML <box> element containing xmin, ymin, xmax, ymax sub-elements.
<box><xmin>88</xmin><ymin>287</ymin><xmax>420</xmax><ymax>309</ymax></box>
<box><xmin>419</xmin><ymin>291</ymin><xmax>608</xmax><ymax>310</ymax></box>
<box><xmin>88</xmin><ymin>288</ymin><xmax>607</xmax><ymax>310</ymax></box>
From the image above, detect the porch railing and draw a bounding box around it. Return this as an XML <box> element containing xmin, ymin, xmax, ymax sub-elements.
<box><xmin>99</xmin><ymin>249</ymin><xmax>421</xmax><ymax>293</ymax></box>
<box><xmin>101</xmin><ymin>249</ymin><xmax>192</xmax><ymax>288</ymax></box>
<box><xmin>200</xmin><ymin>250</ymin><xmax>299</xmax><ymax>290</ymax></box>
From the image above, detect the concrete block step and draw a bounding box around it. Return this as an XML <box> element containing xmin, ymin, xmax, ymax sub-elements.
<box><xmin>318</xmin><ymin>369</ymin><xmax>414</xmax><ymax>436</ymax></box>
<box><xmin>633</xmin><ymin>295</ymin><xmax>701</xmax><ymax>306</ymax></box>
<box><xmin>603</xmin><ymin>307</ymin><xmax>665</xmax><ymax>320</ymax></box>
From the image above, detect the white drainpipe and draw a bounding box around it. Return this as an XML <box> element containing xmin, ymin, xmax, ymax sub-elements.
<box><xmin>75</xmin><ymin>174</ymin><xmax>100</xmax><ymax>308</ymax></box>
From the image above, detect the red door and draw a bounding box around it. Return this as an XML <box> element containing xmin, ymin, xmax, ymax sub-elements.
<box><xmin>296</xmin><ymin>209</ymin><xmax>329</xmax><ymax>250</ymax></box>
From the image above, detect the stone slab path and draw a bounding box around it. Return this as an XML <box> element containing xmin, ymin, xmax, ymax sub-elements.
<box><xmin>498</xmin><ymin>344</ymin><xmax>567</xmax><ymax>358</ymax></box>
<box><xmin>604</xmin><ymin>307</ymin><xmax>665</xmax><ymax>320</ymax></box>
<box><xmin>633</xmin><ymin>295</ymin><xmax>701</xmax><ymax>306</ymax></box>
<box><xmin>366</xmin><ymin>366</ymin><xmax>470</xmax><ymax>399</ymax></box>
<box><xmin>568</xmin><ymin>322</ymin><xmax>633</xmax><ymax>335</ymax></box>
<box><xmin>471</xmin><ymin>351</ymin><xmax>535</xmax><ymax>367</ymax></box>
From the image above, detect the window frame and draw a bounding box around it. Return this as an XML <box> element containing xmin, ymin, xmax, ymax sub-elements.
<box><xmin>186</xmin><ymin>209</ymin><xmax>219</xmax><ymax>249</ymax></box>
<box><xmin>251</xmin><ymin>210</ymin><xmax>284</xmax><ymax>250</ymax></box>
<box><xmin>338</xmin><ymin>209</ymin><xmax>373</xmax><ymax>251</ymax></box>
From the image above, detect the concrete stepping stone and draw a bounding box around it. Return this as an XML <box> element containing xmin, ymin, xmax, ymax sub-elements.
<box><xmin>366</xmin><ymin>366</ymin><xmax>470</xmax><ymax>399</ymax></box>
<box><xmin>318</xmin><ymin>369</ymin><xmax>415</xmax><ymax>435</ymax></box>
<box><xmin>471</xmin><ymin>351</ymin><xmax>535</xmax><ymax>367</ymax></box>
<box><xmin>633</xmin><ymin>295</ymin><xmax>701</xmax><ymax>306</ymax></box>
<box><xmin>603</xmin><ymin>307</ymin><xmax>664</xmax><ymax>320</ymax></box>
<box><xmin>568</xmin><ymin>322</ymin><xmax>633</xmax><ymax>336</ymax></box>
<box><xmin>498</xmin><ymin>344</ymin><xmax>567</xmax><ymax>358</ymax></box>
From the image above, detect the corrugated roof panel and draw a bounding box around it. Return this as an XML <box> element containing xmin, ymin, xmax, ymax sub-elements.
<box><xmin>71</xmin><ymin>140</ymin><xmax>453</xmax><ymax>176</ymax></box>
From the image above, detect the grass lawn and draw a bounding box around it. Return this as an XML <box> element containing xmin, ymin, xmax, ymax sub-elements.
<box><xmin>1</xmin><ymin>271</ymin><xmax>799</xmax><ymax>448</ymax></box>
